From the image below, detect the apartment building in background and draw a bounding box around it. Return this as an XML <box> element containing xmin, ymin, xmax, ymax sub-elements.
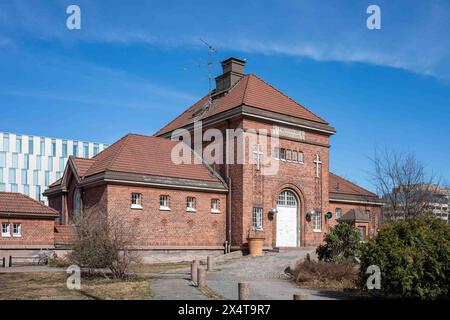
<box><xmin>0</xmin><ymin>132</ymin><xmax>108</xmax><ymax>204</ymax></box>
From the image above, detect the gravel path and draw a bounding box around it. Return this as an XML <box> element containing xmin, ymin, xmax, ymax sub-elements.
<box><xmin>150</xmin><ymin>248</ymin><xmax>348</xmax><ymax>300</ymax></box>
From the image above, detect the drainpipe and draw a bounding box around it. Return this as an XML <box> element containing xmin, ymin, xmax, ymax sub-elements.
<box><xmin>226</xmin><ymin>119</ymin><xmax>232</xmax><ymax>253</ymax></box>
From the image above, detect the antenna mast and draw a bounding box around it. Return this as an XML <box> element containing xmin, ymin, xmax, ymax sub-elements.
<box><xmin>199</xmin><ymin>39</ymin><xmax>217</xmax><ymax>103</ymax></box>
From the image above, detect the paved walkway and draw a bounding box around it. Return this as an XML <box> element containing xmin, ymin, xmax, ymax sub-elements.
<box><xmin>150</xmin><ymin>248</ymin><xmax>348</xmax><ymax>300</ymax></box>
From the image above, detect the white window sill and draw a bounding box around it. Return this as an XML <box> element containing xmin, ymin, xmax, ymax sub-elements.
<box><xmin>13</xmin><ymin>234</ymin><xmax>22</xmax><ymax>238</ymax></box>
<box><xmin>211</xmin><ymin>209</ymin><xmax>220</xmax><ymax>214</ymax></box>
<box><xmin>131</xmin><ymin>204</ymin><xmax>143</xmax><ymax>210</ymax></box>
<box><xmin>313</xmin><ymin>229</ymin><xmax>322</xmax><ymax>233</ymax></box>
<box><xmin>159</xmin><ymin>206</ymin><xmax>171</xmax><ymax>211</ymax></box>
<box><xmin>186</xmin><ymin>208</ymin><xmax>197</xmax><ymax>213</ymax></box>
<box><xmin>1</xmin><ymin>234</ymin><xmax>10</xmax><ymax>238</ymax></box>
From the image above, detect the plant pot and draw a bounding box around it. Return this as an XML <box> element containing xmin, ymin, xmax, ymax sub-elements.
<box><xmin>247</xmin><ymin>236</ymin><xmax>265</xmax><ymax>257</ymax></box>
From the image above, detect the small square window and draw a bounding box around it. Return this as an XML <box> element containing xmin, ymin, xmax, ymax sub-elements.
<box><xmin>12</xmin><ymin>223</ymin><xmax>21</xmax><ymax>237</ymax></box>
<box><xmin>186</xmin><ymin>197</ymin><xmax>197</xmax><ymax>212</ymax></box>
<box><xmin>1</xmin><ymin>223</ymin><xmax>10</xmax><ymax>237</ymax></box>
<box><xmin>211</xmin><ymin>199</ymin><xmax>220</xmax><ymax>213</ymax></box>
<box><xmin>159</xmin><ymin>195</ymin><xmax>171</xmax><ymax>210</ymax></box>
<box><xmin>131</xmin><ymin>193</ymin><xmax>143</xmax><ymax>209</ymax></box>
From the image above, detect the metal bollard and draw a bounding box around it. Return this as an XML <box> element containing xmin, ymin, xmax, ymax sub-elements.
<box><xmin>197</xmin><ymin>267</ymin><xmax>206</xmax><ymax>288</ymax></box>
<box><xmin>207</xmin><ymin>256</ymin><xmax>214</xmax><ymax>271</ymax></box>
<box><xmin>8</xmin><ymin>256</ymin><xmax>12</xmax><ymax>268</ymax></box>
<box><xmin>191</xmin><ymin>260</ymin><xmax>199</xmax><ymax>284</ymax></box>
<box><xmin>293</xmin><ymin>293</ymin><xmax>309</xmax><ymax>300</ymax></box>
<box><xmin>2</xmin><ymin>257</ymin><xmax>5</xmax><ymax>268</ymax></box>
<box><xmin>238</xmin><ymin>282</ymin><xmax>250</xmax><ymax>300</ymax></box>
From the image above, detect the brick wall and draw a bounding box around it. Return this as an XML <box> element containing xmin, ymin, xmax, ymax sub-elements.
<box><xmin>0</xmin><ymin>217</ymin><xmax>55</xmax><ymax>248</ymax></box>
<box><xmin>329</xmin><ymin>201</ymin><xmax>381</xmax><ymax>237</ymax></box>
<box><xmin>107</xmin><ymin>185</ymin><xmax>227</xmax><ymax>248</ymax></box>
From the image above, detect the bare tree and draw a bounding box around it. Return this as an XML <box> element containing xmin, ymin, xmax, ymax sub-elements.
<box><xmin>370</xmin><ymin>147</ymin><xmax>440</xmax><ymax>221</ymax></box>
<box><xmin>68</xmin><ymin>211</ymin><xmax>141</xmax><ymax>279</ymax></box>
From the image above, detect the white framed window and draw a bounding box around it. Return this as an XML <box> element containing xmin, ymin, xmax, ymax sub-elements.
<box><xmin>186</xmin><ymin>197</ymin><xmax>197</xmax><ymax>212</ymax></box>
<box><xmin>298</xmin><ymin>152</ymin><xmax>304</xmax><ymax>163</ymax></box>
<box><xmin>312</xmin><ymin>211</ymin><xmax>322</xmax><ymax>232</ymax></box>
<box><xmin>274</xmin><ymin>147</ymin><xmax>279</xmax><ymax>160</ymax></box>
<box><xmin>159</xmin><ymin>195</ymin><xmax>171</xmax><ymax>211</ymax></box>
<box><xmin>292</xmin><ymin>150</ymin><xmax>298</xmax><ymax>162</ymax></box>
<box><xmin>12</xmin><ymin>223</ymin><xmax>21</xmax><ymax>237</ymax></box>
<box><xmin>1</xmin><ymin>223</ymin><xmax>10</xmax><ymax>237</ymax></box>
<box><xmin>253</xmin><ymin>207</ymin><xmax>263</xmax><ymax>230</ymax></box>
<box><xmin>131</xmin><ymin>193</ymin><xmax>143</xmax><ymax>209</ymax></box>
<box><xmin>286</xmin><ymin>149</ymin><xmax>292</xmax><ymax>161</ymax></box>
<box><xmin>280</xmin><ymin>148</ymin><xmax>286</xmax><ymax>161</ymax></box>
<box><xmin>211</xmin><ymin>199</ymin><xmax>220</xmax><ymax>213</ymax></box>
<box><xmin>335</xmin><ymin>208</ymin><xmax>342</xmax><ymax>219</ymax></box>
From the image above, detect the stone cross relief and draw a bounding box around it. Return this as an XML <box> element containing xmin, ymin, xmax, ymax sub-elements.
<box><xmin>313</xmin><ymin>154</ymin><xmax>322</xmax><ymax>178</ymax></box>
<box><xmin>253</xmin><ymin>144</ymin><xmax>264</xmax><ymax>171</ymax></box>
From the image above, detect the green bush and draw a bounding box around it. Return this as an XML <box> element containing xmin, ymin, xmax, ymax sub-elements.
<box><xmin>359</xmin><ymin>215</ymin><xmax>450</xmax><ymax>299</ymax></box>
<box><xmin>316</xmin><ymin>223</ymin><xmax>361</xmax><ymax>263</ymax></box>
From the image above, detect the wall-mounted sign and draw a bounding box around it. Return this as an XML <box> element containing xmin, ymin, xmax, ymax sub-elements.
<box><xmin>272</xmin><ymin>126</ymin><xmax>305</xmax><ymax>141</ymax></box>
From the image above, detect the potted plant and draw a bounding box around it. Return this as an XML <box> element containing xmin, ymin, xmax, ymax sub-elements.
<box><xmin>247</xmin><ymin>226</ymin><xmax>265</xmax><ymax>257</ymax></box>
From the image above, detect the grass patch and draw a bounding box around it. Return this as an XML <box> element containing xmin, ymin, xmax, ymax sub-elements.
<box><xmin>0</xmin><ymin>272</ymin><xmax>151</xmax><ymax>300</ymax></box>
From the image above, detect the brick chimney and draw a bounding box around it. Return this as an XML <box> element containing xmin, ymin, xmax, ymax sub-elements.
<box><xmin>215</xmin><ymin>57</ymin><xmax>246</xmax><ymax>93</ymax></box>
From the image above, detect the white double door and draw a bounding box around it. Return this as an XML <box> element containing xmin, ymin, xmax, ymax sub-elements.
<box><xmin>276</xmin><ymin>205</ymin><xmax>298</xmax><ymax>247</ymax></box>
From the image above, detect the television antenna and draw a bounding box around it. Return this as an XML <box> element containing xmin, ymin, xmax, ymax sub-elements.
<box><xmin>199</xmin><ymin>38</ymin><xmax>217</xmax><ymax>102</ymax></box>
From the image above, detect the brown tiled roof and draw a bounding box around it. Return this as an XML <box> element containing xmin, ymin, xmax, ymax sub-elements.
<box><xmin>0</xmin><ymin>192</ymin><xmax>59</xmax><ymax>216</ymax></box>
<box><xmin>83</xmin><ymin>134</ymin><xmax>220</xmax><ymax>182</ymax></box>
<box><xmin>49</xmin><ymin>178</ymin><xmax>62</xmax><ymax>188</ymax></box>
<box><xmin>155</xmin><ymin>74</ymin><xmax>328</xmax><ymax>136</ymax></box>
<box><xmin>72</xmin><ymin>157</ymin><xmax>95</xmax><ymax>177</ymax></box>
<box><xmin>329</xmin><ymin>173</ymin><xmax>378</xmax><ymax>198</ymax></box>
<box><xmin>338</xmin><ymin>209</ymin><xmax>370</xmax><ymax>222</ymax></box>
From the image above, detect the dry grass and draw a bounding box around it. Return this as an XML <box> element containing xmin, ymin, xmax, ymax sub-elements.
<box><xmin>293</xmin><ymin>259</ymin><xmax>359</xmax><ymax>291</ymax></box>
<box><xmin>0</xmin><ymin>272</ymin><xmax>151</xmax><ymax>300</ymax></box>
<box><xmin>130</xmin><ymin>262</ymin><xmax>190</xmax><ymax>274</ymax></box>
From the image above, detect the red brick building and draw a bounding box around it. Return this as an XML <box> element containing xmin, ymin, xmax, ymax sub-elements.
<box><xmin>0</xmin><ymin>192</ymin><xmax>59</xmax><ymax>249</ymax></box>
<box><xmin>45</xmin><ymin>57</ymin><xmax>382</xmax><ymax>254</ymax></box>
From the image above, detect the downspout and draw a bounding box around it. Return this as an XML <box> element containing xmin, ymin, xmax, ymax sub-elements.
<box><xmin>226</xmin><ymin>119</ymin><xmax>232</xmax><ymax>253</ymax></box>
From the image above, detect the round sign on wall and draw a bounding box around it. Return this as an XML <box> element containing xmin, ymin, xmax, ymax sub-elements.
<box><xmin>326</xmin><ymin>211</ymin><xmax>333</xmax><ymax>219</ymax></box>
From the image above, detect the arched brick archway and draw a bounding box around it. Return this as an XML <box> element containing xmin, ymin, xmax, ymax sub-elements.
<box><xmin>271</xmin><ymin>183</ymin><xmax>306</xmax><ymax>247</ymax></box>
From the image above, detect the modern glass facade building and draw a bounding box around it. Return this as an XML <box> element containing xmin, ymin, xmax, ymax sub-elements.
<box><xmin>0</xmin><ymin>132</ymin><xmax>108</xmax><ymax>204</ymax></box>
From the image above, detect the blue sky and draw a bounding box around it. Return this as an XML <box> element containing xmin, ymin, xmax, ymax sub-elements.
<box><xmin>0</xmin><ymin>0</ymin><xmax>449</xmax><ymax>191</ymax></box>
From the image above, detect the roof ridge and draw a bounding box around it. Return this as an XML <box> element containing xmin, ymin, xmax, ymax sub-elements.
<box><xmin>154</xmin><ymin>95</ymin><xmax>209</xmax><ymax>136</ymax></box>
<box><xmin>247</xmin><ymin>74</ymin><xmax>328</xmax><ymax>124</ymax></box>
<box><xmin>330</xmin><ymin>172</ymin><xmax>377</xmax><ymax>197</ymax></box>
<box><xmin>241</xmin><ymin>74</ymin><xmax>251</xmax><ymax>105</ymax></box>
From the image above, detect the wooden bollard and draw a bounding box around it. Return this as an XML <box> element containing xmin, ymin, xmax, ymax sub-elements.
<box><xmin>238</xmin><ymin>282</ymin><xmax>250</xmax><ymax>300</ymax></box>
<box><xmin>197</xmin><ymin>267</ymin><xmax>206</xmax><ymax>288</ymax></box>
<box><xmin>8</xmin><ymin>256</ymin><xmax>12</xmax><ymax>268</ymax></box>
<box><xmin>2</xmin><ymin>257</ymin><xmax>5</xmax><ymax>268</ymax></box>
<box><xmin>293</xmin><ymin>293</ymin><xmax>309</xmax><ymax>300</ymax></box>
<box><xmin>207</xmin><ymin>256</ymin><xmax>214</xmax><ymax>271</ymax></box>
<box><xmin>191</xmin><ymin>260</ymin><xmax>199</xmax><ymax>284</ymax></box>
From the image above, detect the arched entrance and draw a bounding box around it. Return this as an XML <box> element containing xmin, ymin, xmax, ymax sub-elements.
<box><xmin>276</xmin><ymin>190</ymin><xmax>299</xmax><ymax>247</ymax></box>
